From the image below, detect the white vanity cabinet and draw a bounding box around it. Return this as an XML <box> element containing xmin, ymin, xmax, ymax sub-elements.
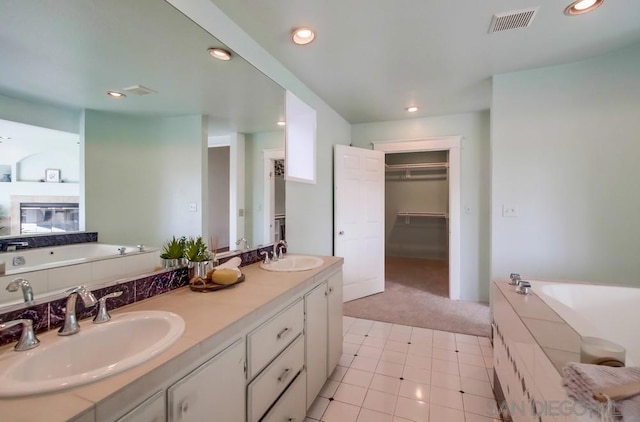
<box><xmin>115</xmin><ymin>391</ymin><xmax>165</xmax><ymax>422</ymax></box>
<box><xmin>304</xmin><ymin>269</ymin><xmax>343</xmax><ymax>408</ymax></box>
<box><xmin>167</xmin><ymin>339</ymin><xmax>246</xmax><ymax>422</ymax></box>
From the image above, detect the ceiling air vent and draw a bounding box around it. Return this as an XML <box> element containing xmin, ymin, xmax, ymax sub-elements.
<box><xmin>123</xmin><ymin>85</ymin><xmax>157</xmax><ymax>96</ymax></box>
<box><xmin>489</xmin><ymin>7</ymin><xmax>539</xmax><ymax>33</ymax></box>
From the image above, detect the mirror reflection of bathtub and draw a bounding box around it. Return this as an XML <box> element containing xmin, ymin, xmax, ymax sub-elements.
<box><xmin>0</xmin><ymin>243</ymin><xmax>159</xmax><ymax>308</ymax></box>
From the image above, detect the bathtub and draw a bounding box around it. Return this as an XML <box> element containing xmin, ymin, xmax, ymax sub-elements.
<box><xmin>0</xmin><ymin>243</ymin><xmax>160</xmax><ymax>306</ymax></box>
<box><xmin>533</xmin><ymin>281</ymin><xmax>639</xmax><ymax>365</ymax></box>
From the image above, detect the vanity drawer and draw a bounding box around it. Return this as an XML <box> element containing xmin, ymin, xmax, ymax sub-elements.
<box><xmin>248</xmin><ymin>334</ymin><xmax>305</xmax><ymax>422</ymax></box>
<box><xmin>247</xmin><ymin>298</ymin><xmax>304</xmax><ymax>378</ymax></box>
<box><xmin>262</xmin><ymin>370</ymin><xmax>307</xmax><ymax>422</ymax></box>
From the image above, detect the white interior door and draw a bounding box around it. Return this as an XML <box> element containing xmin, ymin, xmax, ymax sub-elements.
<box><xmin>334</xmin><ymin>145</ymin><xmax>385</xmax><ymax>302</ymax></box>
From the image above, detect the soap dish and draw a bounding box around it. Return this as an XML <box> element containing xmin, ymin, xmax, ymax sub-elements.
<box><xmin>189</xmin><ymin>273</ymin><xmax>245</xmax><ymax>292</ymax></box>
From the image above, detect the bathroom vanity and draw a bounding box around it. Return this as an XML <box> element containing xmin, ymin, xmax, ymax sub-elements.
<box><xmin>0</xmin><ymin>256</ymin><xmax>343</xmax><ymax>422</ymax></box>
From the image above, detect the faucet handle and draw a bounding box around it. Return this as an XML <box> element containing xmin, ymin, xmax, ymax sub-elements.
<box><xmin>93</xmin><ymin>291</ymin><xmax>123</xmax><ymax>324</ymax></box>
<box><xmin>137</xmin><ymin>244</ymin><xmax>145</xmax><ymax>252</ymax></box>
<box><xmin>117</xmin><ymin>247</ymin><xmax>126</xmax><ymax>255</ymax></box>
<box><xmin>260</xmin><ymin>251</ymin><xmax>271</xmax><ymax>265</ymax></box>
<box><xmin>0</xmin><ymin>319</ymin><xmax>40</xmax><ymax>351</ymax></box>
<box><xmin>509</xmin><ymin>273</ymin><xmax>521</xmax><ymax>285</ymax></box>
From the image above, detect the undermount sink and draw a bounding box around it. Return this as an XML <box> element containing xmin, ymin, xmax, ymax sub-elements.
<box><xmin>260</xmin><ymin>255</ymin><xmax>324</xmax><ymax>272</ymax></box>
<box><xmin>0</xmin><ymin>310</ymin><xmax>185</xmax><ymax>397</ymax></box>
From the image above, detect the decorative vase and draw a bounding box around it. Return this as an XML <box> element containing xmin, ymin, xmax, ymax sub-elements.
<box><xmin>188</xmin><ymin>260</ymin><xmax>210</xmax><ymax>280</ymax></box>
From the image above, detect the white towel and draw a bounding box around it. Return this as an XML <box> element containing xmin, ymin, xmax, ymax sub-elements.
<box><xmin>563</xmin><ymin>362</ymin><xmax>640</xmax><ymax>421</ymax></box>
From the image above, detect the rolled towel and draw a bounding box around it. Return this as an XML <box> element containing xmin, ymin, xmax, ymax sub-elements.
<box><xmin>215</xmin><ymin>256</ymin><xmax>241</xmax><ymax>270</ymax></box>
<box><xmin>563</xmin><ymin>362</ymin><xmax>640</xmax><ymax>420</ymax></box>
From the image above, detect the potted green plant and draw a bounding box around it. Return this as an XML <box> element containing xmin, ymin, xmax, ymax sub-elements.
<box><xmin>160</xmin><ymin>236</ymin><xmax>186</xmax><ymax>268</ymax></box>
<box><xmin>184</xmin><ymin>236</ymin><xmax>212</xmax><ymax>279</ymax></box>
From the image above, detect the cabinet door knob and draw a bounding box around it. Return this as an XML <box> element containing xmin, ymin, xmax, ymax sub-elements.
<box><xmin>287</xmin><ymin>418</ymin><xmax>296</xmax><ymax>422</ymax></box>
<box><xmin>338</xmin><ymin>231</ymin><xmax>345</xmax><ymax>235</ymax></box>
<box><xmin>277</xmin><ymin>367</ymin><xmax>292</xmax><ymax>383</ymax></box>
<box><xmin>180</xmin><ymin>401</ymin><xmax>189</xmax><ymax>415</ymax></box>
<box><xmin>329</xmin><ymin>287</ymin><xmax>333</xmax><ymax>293</ymax></box>
<box><xmin>276</xmin><ymin>327</ymin><xmax>291</xmax><ymax>340</ymax></box>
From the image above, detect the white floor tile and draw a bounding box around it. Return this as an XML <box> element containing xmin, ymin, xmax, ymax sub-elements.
<box><xmin>380</xmin><ymin>349</ymin><xmax>406</xmax><ymax>365</ymax></box>
<box><xmin>357</xmin><ymin>408</ymin><xmax>394</xmax><ymax>422</ymax></box>
<box><xmin>407</xmin><ymin>343</ymin><xmax>432</xmax><ymax>358</ymax></box>
<box><xmin>375</xmin><ymin>360</ymin><xmax>404</xmax><ymax>378</ymax></box>
<box><xmin>369</xmin><ymin>373</ymin><xmax>402</xmax><ymax>395</ymax></box>
<box><xmin>362</xmin><ymin>389</ymin><xmax>398</xmax><ymax>415</ymax></box>
<box><xmin>430</xmin><ymin>404</ymin><xmax>465</xmax><ymax>422</ymax></box>
<box><xmin>307</xmin><ymin>396</ymin><xmax>330</xmax><ymax>420</ymax></box>
<box><xmin>455</xmin><ymin>333</ymin><xmax>479</xmax><ymax>345</ymax></box>
<box><xmin>343</xmin><ymin>342</ymin><xmax>360</xmax><ymax>355</ymax></box>
<box><xmin>394</xmin><ymin>396</ymin><xmax>429</xmax><ymax>422</ymax></box>
<box><xmin>334</xmin><ymin>383</ymin><xmax>367</xmax><ymax>406</ymax></box>
<box><xmin>319</xmin><ymin>379</ymin><xmax>340</xmax><ymax>398</ymax></box>
<box><xmin>358</xmin><ymin>345</ymin><xmax>384</xmax><ymax>359</ymax></box>
<box><xmin>385</xmin><ymin>339</ymin><xmax>410</xmax><ymax>354</ymax></box>
<box><xmin>459</xmin><ymin>363</ymin><xmax>489</xmax><ymax>382</ymax></box>
<box><xmin>351</xmin><ymin>356</ymin><xmax>379</xmax><ymax>372</ymax></box>
<box><xmin>430</xmin><ymin>370</ymin><xmax>461</xmax><ymax>391</ymax></box>
<box><xmin>402</xmin><ymin>366</ymin><xmax>431</xmax><ymax>385</ymax></box>
<box><xmin>457</xmin><ymin>352</ymin><xmax>486</xmax><ymax>367</ymax></box>
<box><xmin>429</xmin><ymin>386</ymin><xmax>463</xmax><ymax>410</ymax></box>
<box><xmin>329</xmin><ymin>365</ymin><xmax>348</xmax><ymax>382</ymax></box>
<box><xmin>398</xmin><ymin>379</ymin><xmax>430</xmax><ymax>401</ymax></box>
<box><xmin>463</xmin><ymin>394</ymin><xmax>500</xmax><ymax>418</ymax></box>
<box><xmin>313</xmin><ymin>318</ymin><xmax>498</xmax><ymax>422</ymax></box>
<box><xmin>460</xmin><ymin>377</ymin><xmax>495</xmax><ymax>399</ymax></box>
<box><xmin>432</xmin><ymin>347</ymin><xmax>458</xmax><ymax>363</ymax></box>
<box><xmin>430</xmin><ymin>358</ymin><xmax>459</xmax><ymax>376</ymax></box>
<box><xmin>345</xmin><ymin>333</ymin><xmax>366</xmax><ymax>345</ymax></box>
<box><xmin>339</xmin><ymin>353</ymin><xmax>355</xmax><ymax>367</ymax></box>
<box><xmin>342</xmin><ymin>368</ymin><xmax>374</xmax><ymax>388</ymax></box>
<box><xmin>363</xmin><ymin>336</ymin><xmax>387</xmax><ymax>348</ymax></box>
<box><xmin>404</xmin><ymin>354</ymin><xmax>431</xmax><ymax>371</ymax></box>
<box><xmin>321</xmin><ymin>400</ymin><xmax>360</xmax><ymax>422</ymax></box>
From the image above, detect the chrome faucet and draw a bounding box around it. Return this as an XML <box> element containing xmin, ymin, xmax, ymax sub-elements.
<box><xmin>0</xmin><ymin>319</ymin><xmax>40</xmax><ymax>351</ymax></box>
<box><xmin>236</xmin><ymin>238</ymin><xmax>249</xmax><ymax>251</ymax></box>
<box><xmin>6</xmin><ymin>278</ymin><xmax>34</xmax><ymax>302</ymax></box>
<box><xmin>58</xmin><ymin>286</ymin><xmax>97</xmax><ymax>336</ymax></box>
<box><xmin>93</xmin><ymin>291</ymin><xmax>123</xmax><ymax>324</ymax></box>
<box><xmin>276</xmin><ymin>240</ymin><xmax>288</xmax><ymax>260</ymax></box>
<box><xmin>136</xmin><ymin>244</ymin><xmax>145</xmax><ymax>252</ymax></box>
<box><xmin>509</xmin><ymin>273</ymin><xmax>521</xmax><ymax>285</ymax></box>
<box><xmin>5</xmin><ymin>241</ymin><xmax>29</xmax><ymax>252</ymax></box>
<box><xmin>117</xmin><ymin>247</ymin><xmax>127</xmax><ymax>255</ymax></box>
<box><xmin>260</xmin><ymin>250</ymin><xmax>271</xmax><ymax>265</ymax></box>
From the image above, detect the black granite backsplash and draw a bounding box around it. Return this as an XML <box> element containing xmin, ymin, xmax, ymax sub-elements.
<box><xmin>0</xmin><ymin>232</ymin><xmax>98</xmax><ymax>252</ymax></box>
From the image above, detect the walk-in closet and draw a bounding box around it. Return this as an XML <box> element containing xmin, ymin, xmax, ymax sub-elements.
<box><xmin>385</xmin><ymin>150</ymin><xmax>449</xmax><ymax>297</ymax></box>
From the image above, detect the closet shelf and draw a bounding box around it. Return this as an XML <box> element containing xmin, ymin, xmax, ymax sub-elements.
<box><xmin>385</xmin><ymin>162</ymin><xmax>448</xmax><ymax>172</ymax></box>
<box><xmin>397</xmin><ymin>211</ymin><xmax>448</xmax><ymax>224</ymax></box>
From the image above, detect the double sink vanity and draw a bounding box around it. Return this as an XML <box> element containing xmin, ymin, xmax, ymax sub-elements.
<box><xmin>0</xmin><ymin>254</ymin><xmax>343</xmax><ymax>422</ymax></box>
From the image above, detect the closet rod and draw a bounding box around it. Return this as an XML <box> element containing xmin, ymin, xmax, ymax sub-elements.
<box><xmin>385</xmin><ymin>162</ymin><xmax>448</xmax><ymax>172</ymax></box>
<box><xmin>397</xmin><ymin>211</ymin><xmax>449</xmax><ymax>224</ymax></box>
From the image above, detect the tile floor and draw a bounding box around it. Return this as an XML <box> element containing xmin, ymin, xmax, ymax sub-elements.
<box><xmin>305</xmin><ymin>316</ymin><xmax>502</xmax><ymax>422</ymax></box>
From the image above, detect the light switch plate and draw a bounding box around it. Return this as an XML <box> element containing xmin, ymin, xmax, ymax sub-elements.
<box><xmin>502</xmin><ymin>204</ymin><xmax>519</xmax><ymax>217</ymax></box>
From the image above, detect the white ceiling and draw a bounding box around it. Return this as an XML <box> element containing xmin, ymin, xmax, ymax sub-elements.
<box><xmin>0</xmin><ymin>0</ymin><xmax>285</xmax><ymax>136</ymax></box>
<box><xmin>211</xmin><ymin>0</ymin><xmax>640</xmax><ymax>123</ymax></box>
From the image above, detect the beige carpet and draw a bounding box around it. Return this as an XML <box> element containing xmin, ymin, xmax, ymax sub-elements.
<box><xmin>343</xmin><ymin>256</ymin><xmax>491</xmax><ymax>337</ymax></box>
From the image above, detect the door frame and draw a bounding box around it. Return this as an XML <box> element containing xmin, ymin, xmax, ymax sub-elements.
<box><xmin>372</xmin><ymin>136</ymin><xmax>462</xmax><ymax>301</ymax></box>
<box><xmin>263</xmin><ymin>148</ymin><xmax>285</xmax><ymax>245</ymax></box>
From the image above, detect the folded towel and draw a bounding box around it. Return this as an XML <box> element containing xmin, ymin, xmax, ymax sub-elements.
<box><xmin>563</xmin><ymin>362</ymin><xmax>640</xmax><ymax>421</ymax></box>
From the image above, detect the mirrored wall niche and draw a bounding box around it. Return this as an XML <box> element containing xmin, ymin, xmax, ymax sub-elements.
<box><xmin>0</xmin><ymin>0</ymin><xmax>285</xmax><ymax>308</ymax></box>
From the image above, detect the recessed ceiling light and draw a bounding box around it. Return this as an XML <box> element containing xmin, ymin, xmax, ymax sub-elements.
<box><xmin>208</xmin><ymin>48</ymin><xmax>232</xmax><ymax>61</ymax></box>
<box><xmin>292</xmin><ymin>27</ymin><xmax>316</xmax><ymax>45</ymax></box>
<box><xmin>106</xmin><ymin>91</ymin><xmax>126</xmax><ymax>99</ymax></box>
<box><xmin>565</xmin><ymin>0</ymin><xmax>604</xmax><ymax>15</ymax></box>
<box><xmin>406</xmin><ymin>106</ymin><xmax>419</xmax><ymax>113</ymax></box>
<box><xmin>277</xmin><ymin>120</ymin><xmax>286</xmax><ymax>126</ymax></box>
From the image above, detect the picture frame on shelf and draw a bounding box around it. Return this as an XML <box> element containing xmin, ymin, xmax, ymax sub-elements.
<box><xmin>45</xmin><ymin>168</ymin><xmax>61</xmax><ymax>183</ymax></box>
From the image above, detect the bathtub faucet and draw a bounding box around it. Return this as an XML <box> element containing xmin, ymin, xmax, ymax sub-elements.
<box><xmin>4</xmin><ymin>241</ymin><xmax>29</xmax><ymax>252</ymax></box>
<box><xmin>6</xmin><ymin>278</ymin><xmax>34</xmax><ymax>302</ymax></box>
<box><xmin>509</xmin><ymin>273</ymin><xmax>521</xmax><ymax>285</ymax></box>
<box><xmin>117</xmin><ymin>247</ymin><xmax>126</xmax><ymax>255</ymax></box>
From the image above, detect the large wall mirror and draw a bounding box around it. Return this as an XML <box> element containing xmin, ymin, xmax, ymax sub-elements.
<box><xmin>0</xmin><ymin>0</ymin><xmax>285</xmax><ymax>306</ymax></box>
